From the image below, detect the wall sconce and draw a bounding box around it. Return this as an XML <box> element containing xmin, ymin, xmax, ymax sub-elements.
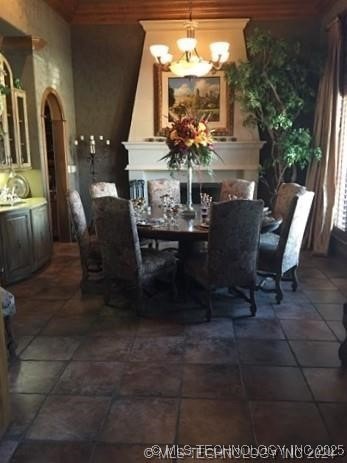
<box><xmin>74</xmin><ymin>135</ymin><xmax>110</xmax><ymax>181</ymax></box>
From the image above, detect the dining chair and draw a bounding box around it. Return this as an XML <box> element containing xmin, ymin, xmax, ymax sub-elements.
<box><xmin>257</xmin><ymin>190</ymin><xmax>315</xmax><ymax>304</ymax></box>
<box><xmin>1</xmin><ymin>285</ymin><xmax>16</xmax><ymax>359</ymax></box>
<box><xmin>148</xmin><ymin>178</ymin><xmax>181</xmax><ymax>206</ymax></box>
<box><xmin>89</xmin><ymin>182</ymin><xmax>118</xmax><ymax>199</ymax></box>
<box><xmin>272</xmin><ymin>182</ymin><xmax>306</xmax><ymax>222</ymax></box>
<box><xmin>66</xmin><ymin>190</ymin><xmax>102</xmax><ymax>290</ymax></box>
<box><xmin>219</xmin><ymin>179</ymin><xmax>255</xmax><ymax>201</ymax></box>
<box><xmin>93</xmin><ymin>196</ymin><xmax>177</xmax><ymax>313</ymax></box>
<box><xmin>185</xmin><ymin>199</ymin><xmax>264</xmax><ymax>321</ymax></box>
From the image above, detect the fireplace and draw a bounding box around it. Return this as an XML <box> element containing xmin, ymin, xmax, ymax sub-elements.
<box><xmin>123</xmin><ymin>18</ymin><xmax>264</xmax><ymax>202</ymax></box>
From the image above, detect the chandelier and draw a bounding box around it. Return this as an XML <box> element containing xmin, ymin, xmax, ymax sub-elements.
<box><xmin>149</xmin><ymin>3</ymin><xmax>230</xmax><ymax>78</ymax></box>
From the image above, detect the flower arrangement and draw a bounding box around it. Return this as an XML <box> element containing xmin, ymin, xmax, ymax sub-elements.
<box><xmin>161</xmin><ymin>115</ymin><xmax>217</xmax><ymax>170</ymax></box>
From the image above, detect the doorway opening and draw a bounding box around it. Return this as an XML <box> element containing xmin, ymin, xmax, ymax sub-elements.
<box><xmin>42</xmin><ymin>90</ymin><xmax>70</xmax><ymax>242</ymax></box>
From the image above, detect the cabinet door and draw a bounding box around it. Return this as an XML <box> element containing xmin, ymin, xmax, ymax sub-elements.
<box><xmin>31</xmin><ymin>204</ymin><xmax>51</xmax><ymax>271</ymax></box>
<box><xmin>0</xmin><ymin>210</ymin><xmax>32</xmax><ymax>284</ymax></box>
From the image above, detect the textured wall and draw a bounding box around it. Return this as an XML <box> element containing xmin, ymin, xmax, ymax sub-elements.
<box><xmin>72</xmin><ymin>24</ymin><xmax>144</xmax><ymax>221</ymax></box>
<box><xmin>0</xmin><ymin>0</ymin><xmax>77</xmax><ymax>195</ymax></box>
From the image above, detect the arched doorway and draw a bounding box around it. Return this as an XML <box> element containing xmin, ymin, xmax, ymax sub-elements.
<box><xmin>41</xmin><ymin>89</ymin><xmax>70</xmax><ymax>242</ymax></box>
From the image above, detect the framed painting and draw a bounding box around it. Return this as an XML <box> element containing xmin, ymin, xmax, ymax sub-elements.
<box><xmin>154</xmin><ymin>65</ymin><xmax>233</xmax><ymax>136</ymax></box>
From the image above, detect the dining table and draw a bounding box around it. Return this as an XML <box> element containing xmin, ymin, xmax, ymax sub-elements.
<box><xmin>137</xmin><ymin>204</ymin><xmax>282</xmax><ymax>259</ymax></box>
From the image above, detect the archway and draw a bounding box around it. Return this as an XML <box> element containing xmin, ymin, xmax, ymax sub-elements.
<box><xmin>41</xmin><ymin>89</ymin><xmax>70</xmax><ymax>242</ymax></box>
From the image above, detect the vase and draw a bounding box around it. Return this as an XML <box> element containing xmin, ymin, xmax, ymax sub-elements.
<box><xmin>182</xmin><ymin>164</ymin><xmax>196</xmax><ymax>218</ymax></box>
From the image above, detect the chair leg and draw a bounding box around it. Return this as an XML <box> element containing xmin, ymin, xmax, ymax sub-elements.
<box><xmin>4</xmin><ymin>316</ymin><xmax>17</xmax><ymax>359</ymax></box>
<box><xmin>250</xmin><ymin>288</ymin><xmax>257</xmax><ymax>316</ymax></box>
<box><xmin>275</xmin><ymin>274</ymin><xmax>283</xmax><ymax>304</ymax></box>
<box><xmin>206</xmin><ymin>289</ymin><xmax>213</xmax><ymax>322</ymax></box>
<box><xmin>291</xmin><ymin>266</ymin><xmax>298</xmax><ymax>292</ymax></box>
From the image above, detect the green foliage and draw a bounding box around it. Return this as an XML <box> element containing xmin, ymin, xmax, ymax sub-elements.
<box><xmin>225</xmin><ymin>28</ymin><xmax>322</xmax><ymax>194</ymax></box>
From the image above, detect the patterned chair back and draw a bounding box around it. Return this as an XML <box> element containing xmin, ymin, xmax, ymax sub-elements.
<box><xmin>219</xmin><ymin>179</ymin><xmax>255</xmax><ymax>201</ymax></box>
<box><xmin>273</xmin><ymin>182</ymin><xmax>306</xmax><ymax>222</ymax></box>
<box><xmin>277</xmin><ymin>190</ymin><xmax>315</xmax><ymax>274</ymax></box>
<box><xmin>148</xmin><ymin>178</ymin><xmax>181</xmax><ymax>206</ymax></box>
<box><xmin>93</xmin><ymin>196</ymin><xmax>142</xmax><ymax>283</ymax></box>
<box><xmin>67</xmin><ymin>190</ymin><xmax>89</xmax><ymax>250</ymax></box>
<box><xmin>89</xmin><ymin>182</ymin><xmax>118</xmax><ymax>199</ymax></box>
<box><xmin>208</xmin><ymin>199</ymin><xmax>264</xmax><ymax>288</ymax></box>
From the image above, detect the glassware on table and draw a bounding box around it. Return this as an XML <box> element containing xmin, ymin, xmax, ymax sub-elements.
<box><xmin>131</xmin><ymin>197</ymin><xmax>147</xmax><ymax>222</ymax></box>
<box><xmin>160</xmin><ymin>194</ymin><xmax>179</xmax><ymax>226</ymax></box>
<box><xmin>200</xmin><ymin>193</ymin><xmax>212</xmax><ymax>223</ymax></box>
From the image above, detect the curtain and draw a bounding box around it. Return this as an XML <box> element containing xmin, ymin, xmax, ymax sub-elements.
<box><xmin>306</xmin><ymin>18</ymin><xmax>343</xmax><ymax>255</ymax></box>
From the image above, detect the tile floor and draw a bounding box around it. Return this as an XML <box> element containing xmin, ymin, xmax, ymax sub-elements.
<box><xmin>1</xmin><ymin>243</ymin><xmax>347</xmax><ymax>462</ymax></box>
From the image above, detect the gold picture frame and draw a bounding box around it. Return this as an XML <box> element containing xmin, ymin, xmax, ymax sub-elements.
<box><xmin>154</xmin><ymin>65</ymin><xmax>233</xmax><ymax>136</ymax></box>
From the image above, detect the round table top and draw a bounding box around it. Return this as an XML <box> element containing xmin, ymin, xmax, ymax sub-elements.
<box><xmin>137</xmin><ymin>205</ymin><xmax>282</xmax><ymax>241</ymax></box>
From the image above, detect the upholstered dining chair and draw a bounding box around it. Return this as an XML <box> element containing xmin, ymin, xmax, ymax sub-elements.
<box><xmin>257</xmin><ymin>190</ymin><xmax>314</xmax><ymax>304</ymax></box>
<box><xmin>185</xmin><ymin>199</ymin><xmax>264</xmax><ymax>321</ymax></box>
<box><xmin>93</xmin><ymin>196</ymin><xmax>177</xmax><ymax>313</ymax></box>
<box><xmin>89</xmin><ymin>182</ymin><xmax>118</xmax><ymax>199</ymax></box>
<box><xmin>148</xmin><ymin>178</ymin><xmax>181</xmax><ymax>206</ymax></box>
<box><xmin>272</xmin><ymin>182</ymin><xmax>306</xmax><ymax>222</ymax></box>
<box><xmin>1</xmin><ymin>286</ymin><xmax>16</xmax><ymax>358</ymax></box>
<box><xmin>219</xmin><ymin>179</ymin><xmax>255</xmax><ymax>201</ymax></box>
<box><xmin>67</xmin><ymin>190</ymin><xmax>102</xmax><ymax>290</ymax></box>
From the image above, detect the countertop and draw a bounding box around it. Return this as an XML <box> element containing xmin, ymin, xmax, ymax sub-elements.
<box><xmin>0</xmin><ymin>197</ymin><xmax>47</xmax><ymax>213</ymax></box>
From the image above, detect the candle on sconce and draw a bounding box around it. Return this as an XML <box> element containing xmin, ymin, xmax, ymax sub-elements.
<box><xmin>74</xmin><ymin>140</ymin><xmax>79</xmax><ymax>146</ymax></box>
<box><xmin>99</xmin><ymin>135</ymin><xmax>104</xmax><ymax>141</ymax></box>
<box><xmin>80</xmin><ymin>135</ymin><xmax>84</xmax><ymax>141</ymax></box>
<box><xmin>90</xmin><ymin>135</ymin><xmax>94</xmax><ymax>140</ymax></box>
<box><xmin>106</xmin><ymin>139</ymin><xmax>110</xmax><ymax>145</ymax></box>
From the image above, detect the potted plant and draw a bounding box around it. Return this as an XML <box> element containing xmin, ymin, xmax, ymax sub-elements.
<box><xmin>225</xmin><ymin>28</ymin><xmax>322</xmax><ymax>198</ymax></box>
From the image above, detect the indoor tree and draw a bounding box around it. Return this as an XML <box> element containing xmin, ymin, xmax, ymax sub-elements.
<box><xmin>225</xmin><ymin>28</ymin><xmax>322</xmax><ymax>197</ymax></box>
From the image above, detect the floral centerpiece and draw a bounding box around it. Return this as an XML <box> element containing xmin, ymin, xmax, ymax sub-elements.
<box><xmin>160</xmin><ymin>115</ymin><xmax>218</xmax><ymax>216</ymax></box>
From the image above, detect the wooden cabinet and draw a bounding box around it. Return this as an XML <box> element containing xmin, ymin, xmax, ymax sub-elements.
<box><xmin>0</xmin><ymin>210</ymin><xmax>32</xmax><ymax>283</ymax></box>
<box><xmin>0</xmin><ymin>53</ymin><xmax>31</xmax><ymax>170</ymax></box>
<box><xmin>31</xmin><ymin>203</ymin><xmax>51</xmax><ymax>271</ymax></box>
<box><xmin>0</xmin><ymin>199</ymin><xmax>51</xmax><ymax>284</ymax></box>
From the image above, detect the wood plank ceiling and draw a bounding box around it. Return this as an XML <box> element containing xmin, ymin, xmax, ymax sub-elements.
<box><xmin>44</xmin><ymin>0</ymin><xmax>337</xmax><ymax>24</ymax></box>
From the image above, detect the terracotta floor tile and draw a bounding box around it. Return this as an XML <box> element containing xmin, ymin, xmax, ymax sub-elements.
<box><xmin>300</xmin><ymin>278</ymin><xmax>336</xmax><ymax>290</ymax></box>
<box><xmin>88</xmin><ymin>316</ymin><xmax>139</xmax><ymax>337</ymax></box>
<box><xmin>59</xmin><ymin>296</ymin><xmax>104</xmax><ymax>317</ymax></box>
<box><xmin>303</xmin><ymin>368</ymin><xmax>347</xmax><ymax>402</ymax></box>
<box><xmin>7</xmin><ymin>394</ymin><xmax>46</xmax><ymax>437</ymax></box>
<box><xmin>250</xmin><ymin>401</ymin><xmax>329</xmax><ymax>444</ymax></box>
<box><xmin>238</xmin><ymin>339</ymin><xmax>296</xmax><ymax>366</ymax></box>
<box><xmin>120</xmin><ymin>362</ymin><xmax>182</xmax><ymax>397</ymax></box>
<box><xmin>303</xmin><ymin>290</ymin><xmax>346</xmax><ymax>304</ymax></box>
<box><xmin>100</xmin><ymin>397</ymin><xmax>178</xmax><ymax>443</ymax></box>
<box><xmin>15</xmin><ymin>299</ymin><xmax>65</xmax><ymax>319</ymax></box>
<box><xmin>34</xmin><ymin>285</ymin><xmax>78</xmax><ymax>300</ymax></box>
<box><xmin>20</xmin><ymin>336</ymin><xmax>81</xmax><ymax>360</ymax></box>
<box><xmin>9</xmin><ymin>360</ymin><xmax>66</xmax><ymax>393</ymax></box>
<box><xmin>184</xmin><ymin>338</ymin><xmax>238</xmax><ymax>364</ymax></box>
<box><xmin>27</xmin><ymin>395</ymin><xmax>109</xmax><ymax>440</ymax></box>
<box><xmin>182</xmin><ymin>364</ymin><xmax>244</xmax><ymax>399</ymax></box>
<box><xmin>12</xmin><ymin>318</ymin><xmax>48</xmax><ymax>337</ymax></box>
<box><xmin>10</xmin><ymin>442</ymin><xmax>92</xmax><ymax>463</ymax></box>
<box><xmin>73</xmin><ymin>336</ymin><xmax>133</xmax><ymax>361</ymax></box>
<box><xmin>131</xmin><ymin>336</ymin><xmax>185</xmax><ymax>363</ymax></box>
<box><xmin>54</xmin><ymin>361</ymin><xmax>124</xmax><ymax>395</ymax></box>
<box><xmin>14</xmin><ymin>336</ymin><xmax>34</xmax><ymax>356</ymax></box>
<box><xmin>184</xmin><ymin>318</ymin><xmax>235</xmax><ymax>338</ymax></box>
<box><xmin>315</xmin><ymin>303</ymin><xmax>344</xmax><ymax>321</ymax></box>
<box><xmin>327</xmin><ymin>321</ymin><xmax>346</xmax><ymax>342</ymax></box>
<box><xmin>319</xmin><ymin>403</ymin><xmax>347</xmax><ymax>445</ymax></box>
<box><xmin>280</xmin><ymin>319</ymin><xmax>336</xmax><ymax>341</ymax></box>
<box><xmin>92</xmin><ymin>444</ymin><xmax>160</xmax><ymax>463</ymax></box>
<box><xmin>273</xmin><ymin>301</ymin><xmax>321</xmax><ymax>320</ymax></box>
<box><xmin>290</xmin><ymin>341</ymin><xmax>341</xmax><ymax>367</ymax></box>
<box><xmin>136</xmin><ymin>318</ymin><xmax>185</xmax><ymax>337</ymax></box>
<box><xmin>242</xmin><ymin>366</ymin><xmax>312</xmax><ymax>401</ymax></box>
<box><xmin>234</xmin><ymin>319</ymin><xmax>285</xmax><ymax>339</ymax></box>
<box><xmin>41</xmin><ymin>316</ymin><xmax>96</xmax><ymax>336</ymax></box>
<box><xmin>0</xmin><ymin>440</ymin><xmax>19</xmax><ymax>463</ymax></box>
<box><xmin>178</xmin><ymin>399</ymin><xmax>253</xmax><ymax>444</ymax></box>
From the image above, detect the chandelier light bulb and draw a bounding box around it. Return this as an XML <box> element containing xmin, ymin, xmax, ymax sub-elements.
<box><xmin>149</xmin><ymin>44</ymin><xmax>169</xmax><ymax>60</ymax></box>
<box><xmin>210</xmin><ymin>41</ymin><xmax>230</xmax><ymax>57</ymax></box>
<box><xmin>177</xmin><ymin>37</ymin><xmax>197</xmax><ymax>53</ymax></box>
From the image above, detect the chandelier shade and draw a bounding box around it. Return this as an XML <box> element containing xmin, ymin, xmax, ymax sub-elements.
<box><xmin>149</xmin><ymin>5</ymin><xmax>230</xmax><ymax>78</ymax></box>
